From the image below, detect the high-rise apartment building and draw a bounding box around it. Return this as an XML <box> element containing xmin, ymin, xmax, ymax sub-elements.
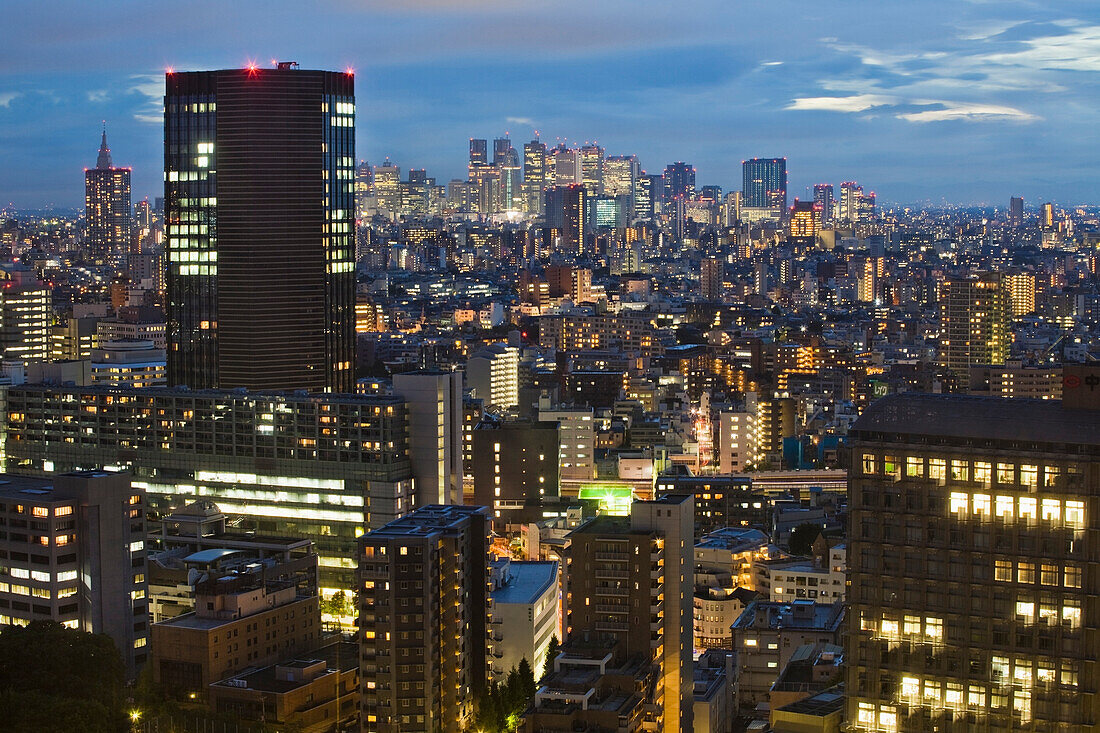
<box><xmin>466</xmin><ymin>342</ymin><xmax>519</xmax><ymax>410</ymax></box>
<box><xmin>701</xmin><ymin>257</ymin><xmax>723</xmax><ymax>301</ymax></box>
<box><xmin>533</xmin><ymin>494</ymin><xmax>694</xmax><ymax>730</ymax></box>
<box><xmin>0</xmin><ymin>472</ymin><xmax>148</xmax><ymax>679</ymax></box>
<box><xmin>84</xmin><ymin>128</ymin><xmax>133</xmax><ymax>267</ymax></box>
<box><xmin>1009</xmin><ymin>196</ymin><xmax>1024</xmax><ymax>225</ymax></box>
<box><xmin>472</xmin><ymin>419</ymin><xmax>560</xmax><ymax>515</ymax></box>
<box><xmin>742</xmin><ymin>158</ymin><xmax>787</xmax><ymax>211</ymax></box>
<box><xmin>1004</xmin><ymin>272</ymin><xmax>1037</xmax><ymax>317</ymax></box>
<box><xmin>165</xmin><ymin>66</ymin><xmax>356</xmax><ymax>392</ymax></box>
<box><xmin>391</xmin><ymin>371</ymin><xmax>463</xmax><ymax>507</ymax></box>
<box><xmin>847</xmin><ymin>392</ymin><xmax>1100</xmax><ymax>731</ymax></box>
<box><xmin>358</xmin><ymin>504</ymin><xmax>490</xmax><ymax>733</ymax></box>
<box><xmin>938</xmin><ymin>275</ymin><xmax>1009</xmax><ymax>390</ymax></box>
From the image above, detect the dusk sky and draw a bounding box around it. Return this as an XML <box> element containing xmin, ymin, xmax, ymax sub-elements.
<box><xmin>2</xmin><ymin>0</ymin><xmax>1099</xmax><ymax>209</ymax></box>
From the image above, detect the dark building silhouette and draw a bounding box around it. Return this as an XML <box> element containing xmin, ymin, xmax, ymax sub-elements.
<box><xmin>165</xmin><ymin>65</ymin><xmax>356</xmax><ymax>391</ymax></box>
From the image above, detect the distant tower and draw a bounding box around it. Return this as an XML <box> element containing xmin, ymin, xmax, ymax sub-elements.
<box><xmin>662</xmin><ymin>162</ymin><xmax>696</xmax><ymax>203</ymax></box>
<box><xmin>813</xmin><ymin>184</ymin><xmax>834</xmax><ymax>226</ymax></box>
<box><xmin>1009</xmin><ymin>196</ymin><xmax>1024</xmax><ymax>225</ymax></box>
<box><xmin>522</xmin><ymin>139</ymin><xmax>547</xmax><ymax>214</ymax></box>
<box><xmin>742</xmin><ymin>158</ymin><xmax>787</xmax><ymax>211</ymax></box>
<box><xmin>700</xmin><ymin>257</ymin><xmax>722</xmax><ymax>301</ymax></box>
<box><xmin>84</xmin><ymin>125</ymin><xmax>132</xmax><ymax>269</ymax></box>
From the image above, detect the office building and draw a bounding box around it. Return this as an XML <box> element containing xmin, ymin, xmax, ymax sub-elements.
<box><xmin>813</xmin><ymin>184</ymin><xmax>834</xmax><ymax>226</ymax></box>
<box><xmin>358</xmin><ymin>504</ymin><xmax>491</xmax><ymax>733</ymax></box>
<box><xmin>522</xmin><ymin>139</ymin><xmax>547</xmax><ymax>214</ymax></box>
<box><xmin>89</xmin><ymin>339</ymin><xmax>167</xmax><ymax>387</ymax></box>
<box><xmin>663</xmin><ymin>161</ymin><xmax>696</xmax><ymax>202</ymax></box>
<box><xmin>472</xmin><ymin>418</ymin><xmax>560</xmax><ymax>514</ymax></box>
<box><xmin>466</xmin><ymin>342</ymin><xmax>519</xmax><ymax>410</ymax></box>
<box><xmin>545</xmin><ymin>184</ymin><xmax>586</xmax><ymax>254</ymax></box>
<box><xmin>938</xmin><ymin>274</ymin><xmax>1009</xmax><ymax>390</ymax></box>
<box><xmin>603</xmin><ymin>155</ymin><xmax>638</xmax><ymax>208</ymax></box>
<box><xmin>488</xmin><ymin>558</ymin><xmax>559</xmax><ymax>680</ymax></box>
<box><xmin>165</xmin><ymin>65</ymin><xmax>356</xmax><ymax>392</ymax></box>
<box><xmin>0</xmin><ymin>268</ymin><xmax>50</xmax><ymax>361</ymax></box>
<box><xmin>968</xmin><ymin>360</ymin><xmax>1062</xmax><ymax>400</ymax></box>
<box><xmin>1040</xmin><ymin>202</ymin><xmax>1054</xmax><ymax>228</ymax></box>
<box><xmin>84</xmin><ymin>127</ymin><xmax>132</xmax><ymax>267</ymax></box>
<box><xmin>50</xmin><ymin>316</ymin><xmax>102</xmax><ymax>361</ymax></box>
<box><xmin>789</xmin><ymin>199</ymin><xmax>819</xmax><ymax>246</ymax></box>
<box><xmin>847</xmin><ymin>391</ymin><xmax>1100</xmax><ymax>731</ymax></box>
<box><xmin>151</xmin><ymin>558</ymin><xmax>321</xmax><ymax>698</ymax></box>
<box><xmin>391</xmin><ymin>371</ymin><xmax>463</xmax><ymax>506</ymax></box>
<box><xmin>0</xmin><ymin>471</ymin><xmax>148</xmax><ymax>678</ymax></box>
<box><xmin>635</xmin><ymin>173</ymin><xmax>657</xmax><ymax>220</ymax></box>
<box><xmin>542</xmin><ymin>493</ymin><xmax>694</xmax><ymax>730</ymax></box>
<box><xmin>4</xmin><ymin>384</ymin><xmax>415</xmax><ymax>593</ymax></box>
<box><xmin>1009</xmin><ymin>196</ymin><xmax>1024</xmax><ymax>225</ymax></box>
<box><xmin>743</xmin><ymin>158</ymin><xmax>787</xmax><ymax>211</ymax></box>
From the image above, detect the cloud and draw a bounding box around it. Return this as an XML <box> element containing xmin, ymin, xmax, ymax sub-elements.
<box><xmin>86</xmin><ymin>89</ymin><xmax>109</xmax><ymax>102</ymax></box>
<box><xmin>506</xmin><ymin>116</ymin><xmax>535</xmax><ymax>127</ymax></box>
<box><xmin>981</xmin><ymin>23</ymin><xmax>1100</xmax><ymax>72</ymax></box>
<box><xmin>128</xmin><ymin>74</ymin><xmax>162</xmax><ymax>125</ymax></box>
<box><xmin>896</xmin><ymin>102</ymin><xmax>1039</xmax><ymax>122</ymax></box>
<box><xmin>0</xmin><ymin>93</ymin><xmax>19</xmax><ymax>108</ymax></box>
<box><xmin>787</xmin><ymin>94</ymin><xmax>898</xmax><ymax>112</ymax></box>
<box><xmin>760</xmin><ymin>61</ymin><xmax>783</xmax><ymax>67</ymax></box>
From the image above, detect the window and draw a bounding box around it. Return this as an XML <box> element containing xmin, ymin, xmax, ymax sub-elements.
<box><xmin>951</xmin><ymin>460</ymin><xmax>967</xmax><ymax>481</ymax></box>
<box><xmin>1065</xmin><ymin>501</ymin><xmax>1085</xmax><ymax>529</ymax></box>
<box><xmin>973</xmin><ymin>494</ymin><xmax>991</xmax><ymax>516</ymax></box>
<box><xmin>1064</xmin><ymin>566</ymin><xmax>1082</xmax><ymax>589</ymax></box>
<box><xmin>30</xmin><ymin>507</ymin><xmax>48</xmax><ymax>518</ymax></box>
<box><xmin>974</xmin><ymin>462</ymin><xmax>991</xmax><ymax>484</ymax></box>
<box><xmin>906</xmin><ymin>457</ymin><xmax>923</xmax><ymax>478</ymax></box>
<box><xmin>996</xmin><ymin>463</ymin><xmax>1014</xmax><ymax>484</ymax></box>
<box><xmin>995</xmin><ymin>495</ymin><xmax>1014</xmax><ymax>519</ymax></box>
<box><xmin>1020</xmin><ymin>465</ymin><xmax>1038</xmax><ymax>489</ymax></box>
<box><xmin>1018</xmin><ymin>497</ymin><xmax>1037</xmax><ymax>521</ymax></box>
<box><xmin>1017</xmin><ymin>563</ymin><xmax>1035</xmax><ymax>584</ymax></box>
<box><xmin>928</xmin><ymin>459</ymin><xmax>946</xmax><ymax>481</ymax></box>
<box><xmin>1016</xmin><ymin>599</ymin><xmax>1035</xmax><ymax>623</ymax></box>
<box><xmin>949</xmin><ymin>492</ymin><xmax>968</xmax><ymax>514</ymax></box>
<box><xmin>862</xmin><ymin>454</ymin><xmax>875</xmax><ymax>475</ymax></box>
<box><xmin>995</xmin><ymin>560</ymin><xmax>1012</xmax><ymax>582</ymax></box>
<box><xmin>1041</xmin><ymin>498</ymin><xmax>1061</xmax><ymax>522</ymax></box>
<box><xmin>1041</xmin><ymin>564</ymin><xmax>1058</xmax><ymax>586</ymax></box>
<box><xmin>1062</xmin><ymin>601</ymin><xmax>1081</xmax><ymax>628</ymax></box>
<box><xmin>901</xmin><ymin>676</ymin><xmax>920</xmax><ymax>700</ymax></box>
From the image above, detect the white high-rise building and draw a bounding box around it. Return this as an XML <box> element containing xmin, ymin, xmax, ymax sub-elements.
<box><xmin>392</xmin><ymin>370</ymin><xmax>464</xmax><ymax>506</ymax></box>
<box><xmin>466</xmin><ymin>343</ymin><xmax>519</xmax><ymax>411</ymax></box>
<box><xmin>537</xmin><ymin>398</ymin><xmax>596</xmax><ymax>484</ymax></box>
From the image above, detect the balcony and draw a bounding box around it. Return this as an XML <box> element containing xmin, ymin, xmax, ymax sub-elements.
<box><xmin>595</xmin><ymin>621</ymin><xmax>629</xmax><ymax>632</ymax></box>
<box><xmin>595</xmin><ymin>568</ymin><xmax>629</xmax><ymax>580</ymax></box>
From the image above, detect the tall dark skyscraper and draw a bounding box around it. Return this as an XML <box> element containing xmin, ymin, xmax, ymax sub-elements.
<box><xmin>814</xmin><ymin>183</ymin><xmax>834</xmax><ymax>226</ymax></box>
<box><xmin>545</xmin><ymin>184</ymin><xmax>586</xmax><ymax>254</ymax></box>
<box><xmin>522</xmin><ymin>138</ymin><xmax>546</xmax><ymax>215</ymax></box>
<box><xmin>742</xmin><ymin>157</ymin><xmax>787</xmax><ymax>210</ymax></box>
<box><xmin>84</xmin><ymin>127</ymin><xmax>132</xmax><ymax>268</ymax></box>
<box><xmin>1009</xmin><ymin>196</ymin><xmax>1024</xmax><ymax>225</ymax></box>
<box><xmin>164</xmin><ymin>65</ymin><xmax>356</xmax><ymax>392</ymax></box>
<box><xmin>662</xmin><ymin>161</ymin><xmax>696</xmax><ymax>203</ymax></box>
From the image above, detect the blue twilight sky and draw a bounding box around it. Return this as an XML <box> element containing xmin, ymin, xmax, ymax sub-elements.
<box><xmin>1</xmin><ymin>0</ymin><xmax>1099</xmax><ymax>209</ymax></box>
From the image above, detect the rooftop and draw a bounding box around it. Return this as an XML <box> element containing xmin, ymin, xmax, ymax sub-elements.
<box><xmin>732</xmin><ymin>600</ymin><xmax>846</xmax><ymax>633</ymax></box>
<box><xmin>491</xmin><ymin>561</ymin><xmax>558</xmax><ymax>606</ymax></box>
<box><xmin>853</xmin><ymin>393</ymin><xmax>1100</xmax><ymax>447</ymax></box>
<box><xmin>211</xmin><ymin>641</ymin><xmax>357</xmax><ymax>694</ymax></box>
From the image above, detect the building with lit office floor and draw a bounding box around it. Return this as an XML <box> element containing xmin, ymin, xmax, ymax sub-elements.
<box><xmin>0</xmin><ymin>471</ymin><xmax>148</xmax><ymax>678</ymax></box>
<box><xmin>847</xmin><ymin>389</ymin><xmax>1100</xmax><ymax>731</ymax></box>
<box><xmin>358</xmin><ymin>504</ymin><xmax>490</xmax><ymax>733</ymax></box>
<box><xmin>3</xmin><ymin>384</ymin><xmax>414</xmax><ymax>595</ymax></box>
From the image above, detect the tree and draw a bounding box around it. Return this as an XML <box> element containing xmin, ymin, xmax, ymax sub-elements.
<box><xmin>543</xmin><ymin>635</ymin><xmax>559</xmax><ymax>679</ymax></box>
<box><xmin>788</xmin><ymin>522</ymin><xmax>821</xmax><ymax>556</ymax></box>
<box><xmin>517</xmin><ymin>657</ymin><xmax>536</xmax><ymax>699</ymax></box>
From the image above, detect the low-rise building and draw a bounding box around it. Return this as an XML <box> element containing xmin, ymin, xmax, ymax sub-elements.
<box><xmin>730</xmin><ymin>600</ymin><xmax>845</xmax><ymax>712</ymax></box>
<box><xmin>693</xmin><ymin>648</ymin><xmax>734</xmax><ymax>733</ymax></box>
<box><xmin>209</xmin><ymin>641</ymin><xmax>359</xmax><ymax>733</ymax></box>
<box><xmin>489</xmin><ymin>558</ymin><xmax>559</xmax><ymax>680</ymax></box>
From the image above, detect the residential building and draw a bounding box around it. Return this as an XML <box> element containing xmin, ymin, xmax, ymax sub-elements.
<box><xmin>89</xmin><ymin>339</ymin><xmax>167</xmax><ymax>387</ymax></box>
<box><xmin>538</xmin><ymin>399</ymin><xmax>596</xmax><ymax>485</ymax></box>
<box><xmin>391</xmin><ymin>371</ymin><xmax>463</xmax><ymax>506</ymax></box>
<box><xmin>358</xmin><ymin>505</ymin><xmax>490</xmax><ymax>733</ymax></box>
<box><xmin>938</xmin><ymin>274</ymin><xmax>1009</xmax><ymax>390</ymax></box>
<box><xmin>488</xmin><ymin>558</ymin><xmax>559</xmax><ymax>681</ymax></box>
<box><xmin>466</xmin><ymin>342</ymin><xmax>519</xmax><ymax>411</ymax></box>
<box><xmin>472</xmin><ymin>418</ymin><xmax>560</xmax><ymax>516</ymax></box>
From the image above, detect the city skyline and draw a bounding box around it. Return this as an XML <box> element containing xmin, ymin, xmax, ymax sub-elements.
<box><xmin>2</xmin><ymin>1</ymin><xmax>1100</xmax><ymax>208</ymax></box>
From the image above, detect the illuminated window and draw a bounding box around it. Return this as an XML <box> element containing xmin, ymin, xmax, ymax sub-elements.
<box><xmin>1061</xmin><ymin>662</ymin><xmax>1078</xmax><ymax>688</ymax></box>
<box><xmin>862</xmin><ymin>454</ymin><xmax>876</xmax><ymax>475</ymax></box>
<box><xmin>949</xmin><ymin>492</ymin><xmax>968</xmax><ymax>514</ymax></box>
<box><xmin>901</xmin><ymin>676</ymin><xmax>920</xmax><ymax>700</ymax></box>
<box><xmin>857</xmin><ymin>702</ymin><xmax>875</xmax><ymax>725</ymax></box>
<box><xmin>1018</xmin><ymin>562</ymin><xmax>1035</xmax><ymax>584</ymax></box>
<box><xmin>905</xmin><ymin>457</ymin><xmax>923</xmax><ymax>477</ymax></box>
<box><xmin>1041</xmin><ymin>564</ymin><xmax>1058</xmax><ymax>586</ymax></box>
<box><xmin>928</xmin><ymin>459</ymin><xmax>946</xmax><ymax>481</ymax></box>
<box><xmin>31</xmin><ymin>507</ymin><xmax>48</xmax><ymax>518</ymax></box>
<box><xmin>1039</xmin><ymin>602</ymin><xmax>1058</xmax><ymax>626</ymax></box>
<box><xmin>880</xmin><ymin>619</ymin><xmax>899</xmax><ymax>637</ymax></box>
<box><xmin>1064</xmin><ymin>566</ymin><xmax>1082</xmax><ymax>589</ymax></box>
<box><xmin>995</xmin><ymin>495</ymin><xmax>1014</xmax><ymax>519</ymax></box>
<box><xmin>924</xmin><ymin>617</ymin><xmax>943</xmax><ymax>639</ymax></box>
<box><xmin>1062</xmin><ymin>601</ymin><xmax>1081</xmax><ymax>628</ymax></box>
<box><xmin>903</xmin><ymin>615</ymin><xmax>921</xmax><ymax>635</ymax></box>
<box><xmin>950</xmin><ymin>460</ymin><xmax>967</xmax><ymax>481</ymax></box>
<box><xmin>945</xmin><ymin>683</ymin><xmax>963</xmax><ymax>708</ymax></box>
<box><xmin>923</xmin><ymin>679</ymin><xmax>940</xmax><ymax>703</ymax></box>
<box><xmin>1065</xmin><ymin>501</ymin><xmax>1085</xmax><ymax>529</ymax></box>
<box><xmin>973</xmin><ymin>494</ymin><xmax>991</xmax><ymax>516</ymax></box>
<box><xmin>1018</xmin><ymin>497</ymin><xmax>1037</xmax><ymax>521</ymax></box>
<box><xmin>994</xmin><ymin>560</ymin><xmax>1012</xmax><ymax>582</ymax></box>
<box><xmin>974</xmin><ymin>462</ymin><xmax>991</xmax><ymax>484</ymax></box>
<box><xmin>1016</xmin><ymin>600</ymin><xmax>1035</xmax><ymax>623</ymax></box>
<box><xmin>1041</xmin><ymin>498</ymin><xmax>1061</xmax><ymax>522</ymax></box>
<box><xmin>1044</xmin><ymin>466</ymin><xmax>1060</xmax><ymax>487</ymax></box>
<box><xmin>1020</xmin><ymin>465</ymin><xmax>1038</xmax><ymax>488</ymax></box>
<box><xmin>968</xmin><ymin>685</ymin><xmax>985</xmax><ymax>707</ymax></box>
<box><xmin>992</xmin><ymin>656</ymin><xmax>1010</xmax><ymax>680</ymax></box>
<box><xmin>879</xmin><ymin>708</ymin><xmax>897</xmax><ymax>731</ymax></box>
<box><xmin>996</xmin><ymin>463</ymin><xmax>1014</xmax><ymax>484</ymax></box>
